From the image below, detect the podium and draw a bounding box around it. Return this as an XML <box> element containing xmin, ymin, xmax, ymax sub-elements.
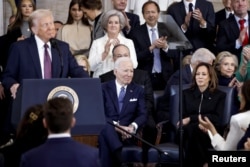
<box><xmin>12</xmin><ymin>78</ymin><xmax>106</xmax><ymax>135</ymax></box>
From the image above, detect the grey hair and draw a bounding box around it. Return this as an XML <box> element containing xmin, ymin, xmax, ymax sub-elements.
<box><xmin>29</xmin><ymin>9</ymin><xmax>54</xmax><ymax>28</ymax></box>
<box><xmin>191</xmin><ymin>48</ymin><xmax>216</xmax><ymax>65</ymax></box>
<box><xmin>114</xmin><ymin>57</ymin><xmax>132</xmax><ymax>69</ymax></box>
<box><xmin>101</xmin><ymin>9</ymin><xmax>125</xmax><ymax>31</ymax></box>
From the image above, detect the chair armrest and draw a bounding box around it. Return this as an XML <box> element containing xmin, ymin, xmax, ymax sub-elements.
<box><xmin>155</xmin><ymin>120</ymin><xmax>169</xmax><ymax>145</ymax></box>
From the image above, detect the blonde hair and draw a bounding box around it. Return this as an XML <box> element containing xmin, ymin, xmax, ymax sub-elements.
<box><xmin>214</xmin><ymin>51</ymin><xmax>238</xmax><ymax>73</ymax></box>
<box><xmin>75</xmin><ymin>55</ymin><xmax>90</xmax><ymax>74</ymax></box>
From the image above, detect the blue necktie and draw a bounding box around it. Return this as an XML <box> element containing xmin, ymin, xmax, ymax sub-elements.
<box><xmin>151</xmin><ymin>28</ymin><xmax>161</xmax><ymax>73</ymax></box>
<box><xmin>44</xmin><ymin>44</ymin><xmax>52</xmax><ymax>79</ymax></box>
<box><xmin>118</xmin><ymin>87</ymin><xmax>126</xmax><ymax>112</ymax></box>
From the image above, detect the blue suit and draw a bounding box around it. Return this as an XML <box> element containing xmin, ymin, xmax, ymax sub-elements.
<box><xmin>99</xmin><ymin>80</ymin><xmax>147</xmax><ymax>167</ymax></box>
<box><xmin>2</xmin><ymin>36</ymin><xmax>89</xmax><ymax>89</ymax></box>
<box><xmin>20</xmin><ymin>137</ymin><xmax>100</xmax><ymax>167</ymax></box>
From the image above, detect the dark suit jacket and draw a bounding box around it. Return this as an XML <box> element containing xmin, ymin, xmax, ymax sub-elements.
<box><xmin>2</xmin><ymin>36</ymin><xmax>89</xmax><ymax>89</ymax></box>
<box><xmin>0</xmin><ymin>28</ymin><xmax>22</xmax><ymax>76</ymax></box>
<box><xmin>122</xmin><ymin>12</ymin><xmax>140</xmax><ymax>37</ymax></box>
<box><xmin>215</xmin><ymin>8</ymin><xmax>227</xmax><ymax>27</ymax></box>
<box><xmin>100</xmin><ymin>69</ymin><xmax>154</xmax><ymax>117</ymax></box>
<box><xmin>99</xmin><ymin>80</ymin><xmax>147</xmax><ymax>166</ymax></box>
<box><xmin>129</xmin><ymin>22</ymin><xmax>176</xmax><ymax>82</ymax></box>
<box><xmin>20</xmin><ymin>137</ymin><xmax>100</xmax><ymax>167</ymax></box>
<box><xmin>102</xmin><ymin>80</ymin><xmax>147</xmax><ymax>127</ymax></box>
<box><xmin>167</xmin><ymin>0</ymin><xmax>216</xmax><ymax>52</ymax></box>
<box><xmin>183</xmin><ymin>87</ymin><xmax>225</xmax><ymax>125</ymax></box>
<box><xmin>216</xmin><ymin>12</ymin><xmax>250</xmax><ymax>61</ymax></box>
<box><xmin>157</xmin><ymin>65</ymin><xmax>192</xmax><ymax>122</ymax></box>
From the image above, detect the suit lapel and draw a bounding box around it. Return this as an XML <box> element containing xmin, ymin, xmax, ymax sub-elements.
<box><xmin>158</xmin><ymin>22</ymin><xmax>169</xmax><ymax>37</ymax></box>
<box><xmin>120</xmin><ymin>83</ymin><xmax>134</xmax><ymax>113</ymax></box>
<box><xmin>229</xmin><ymin>16</ymin><xmax>241</xmax><ymax>39</ymax></box>
<box><xmin>109</xmin><ymin>81</ymin><xmax>120</xmax><ymax>113</ymax></box>
<box><xmin>142</xmin><ymin>24</ymin><xmax>151</xmax><ymax>47</ymax></box>
<box><xmin>29</xmin><ymin>37</ymin><xmax>42</xmax><ymax>78</ymax></box>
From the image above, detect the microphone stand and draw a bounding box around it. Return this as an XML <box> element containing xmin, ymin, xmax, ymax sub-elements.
<box><xmin>176</xmin><ymin>45</ymin><xmax>184</xmax><ymax>167</ymax></box>
<box><xmin>175</xmin><ymin>41</ymin><xmax>192</xmax><ymax>167</ymax></box>
<box><xmin>50</xmin><ymin>38</ymin><xmax>63</xmax><ymax>78</ymax></box>
<box><xmin>107</xmin><ymin>120</ymin><xmax>168</xmax><ymax>158</ymax></box>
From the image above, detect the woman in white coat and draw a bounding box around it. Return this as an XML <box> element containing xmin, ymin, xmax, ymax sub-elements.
<box><xmin>199</xmin><ymin>80</ymin><xmax>250</xmax><ymax>150</ymax></box>
<box><xmin>88</xmin><ymin>9</ymin><xmax>138</xmax><ymax>78</ymax></box>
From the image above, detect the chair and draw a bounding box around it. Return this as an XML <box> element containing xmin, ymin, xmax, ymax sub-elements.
<box><xmin>148</xmin><ymin>84</ymin><xmax>234</xmax><ymax>166</ymax></box>
<box><xmin>121</xmin><ymin>91</ymin><xmax>164</xmax><ymax>165</ymax></box>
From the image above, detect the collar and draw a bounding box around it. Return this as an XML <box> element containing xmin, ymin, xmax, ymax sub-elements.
<box><xmin>115</xmin><ymin>80</ymin><xmax>127</xmax><ymax>90</ymax></box>
<box><xmin>35</xmin><ymin>35</ymin><xmax>51</xmax><ymax>50</ymax></box>
<box><xmin>183</xmin><ymin>0</ymin><xmax>196</xmax><ymax>9</ymax></box>
<box><xmin>193</xmin><ymin>86</ymin><xmax>211</xmax><ymax>99</ymax></box>
<box><xmin>234</xmin><ymin>14</ymin><xmax>249</xmax><ymax>23</ymax></box>
<box><xmin>48</xmin><ymin>133</ymin><xmax>71</xmax><ymax>139</ymax></box>
<box><xmin>146</xmin><ymin>24</ymin><xmax>158</xmax><ymax>32</ymax></box>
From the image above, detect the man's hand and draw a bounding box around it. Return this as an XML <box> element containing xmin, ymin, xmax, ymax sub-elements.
<box><xmin>10</xmin><ymin>83</ymin><xmax>20</xmax><ymax>99</ymax></box>
<box><xmin>122</xmin><ymin>11</ymin><xmax>131</xmax><ymax>32</ymax></box>
<box><xmin>115</xmin><ymin>125</ymin><xmax>133</xmax><ymax>140</ymax></box>
<box><xmin>192</xmin><ymin>8</ymin><xmax>206</xmax><ymax>26</ymax></box>
<box><xmin>152</xmin><ymin>36</ymin><xmax>168</xmax><ymax>49</ymax></box>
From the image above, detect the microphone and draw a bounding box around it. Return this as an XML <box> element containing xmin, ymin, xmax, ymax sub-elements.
<box><xmin>107</xmin><ymin>120</ymin><xmax>168</xmax><ymax>156</ymax></box>
<box><xmin>50</xmin><ymin>38</ymin><xmax>63</xmax><ymax>78</ymax></box>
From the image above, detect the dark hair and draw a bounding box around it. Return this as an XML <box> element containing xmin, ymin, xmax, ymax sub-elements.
<box><xmin>112</xmin><ymin>44</ymin><xmax>130</xmax><ymax>57</ymax></box>
<box><xmin>190</xmin><ymin>62</ymin><xmax>218</xmax><ymax>92</ymax></box>
<box><xmin>43</xmin><ymin>97</ymin><xmax>74</xmax><ymax>133</ymax></box>
<box><xmin>16</xmin><ymin>104</ymin><xmax>47</xmax><ymax>150</ymax></box>
<box><xmin>81</xmin><ymin>0</ymin><xmax>102</xmax><ymax>10</ymax></box>
<box><xmin>240</xmin><ymin>80</ymin><xmax>250</xmax><ymax>112</ymax></box>
<box><xmin>66</xmin><ymin>0</ymin><xmax>89</xmax><ymax>25</ymax></box>
<box><xmin>142</xmin><ymin>1</ymin><xmax>160</xmax><ymax>14</ymax></box>
<box><xmin>8</xmin><ymin>0</ymin><xmax>36</xmax><ymax>31</ymax></box>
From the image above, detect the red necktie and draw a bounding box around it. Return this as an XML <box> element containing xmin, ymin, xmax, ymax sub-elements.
<box><xmin>44</xmin><ymin>44</ymin><xmax>52</xmax><ymax>79</ymax></box>
<box><xmin>239</xmin><ymin>19</ymin><xmax>249</xmax><ymax>46</ymax></box>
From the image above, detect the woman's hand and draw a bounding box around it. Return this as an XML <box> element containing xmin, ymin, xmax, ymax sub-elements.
<box><xmin>198</xmin><ymin>115</ymin><xmax>218</xmax><ymax>135</ymax></box>
<box><xmin>177</xmin><ymin>117</ymin><xmax>190</xmax><ymax>127</ymax></box>
<box><xmin>244</xmin><ymin>138</ymin><xmax>250</xmax><ymax>150</ymax></box>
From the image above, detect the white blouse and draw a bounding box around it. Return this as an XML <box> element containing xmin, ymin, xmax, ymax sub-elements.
<box><xmin>88</xmin><ymin>33</ymin><xmax>138</xmax><ymax>78</ymax></box>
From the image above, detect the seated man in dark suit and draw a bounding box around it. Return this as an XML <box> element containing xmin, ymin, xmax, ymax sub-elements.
<box><xmin>99</xmin><ymin>57</ymin><xmax>147</xmax><ymax>167</ymax></box>
<box><xmin>100</xmin><ymin>44</ymin><xmax>156</xmax><ymax>165</ymax></box>
<box><xmin>157</xmin><ymin>48</ymin><xmax>215</xmax><ymax>123</ymax></box>
<box><xmin>2</xmin><ymin>9</ymin><xmax>89</xmax><ymax>99</ymax></box>
<box><xmin>19</xmin><ymin>97</ymin><xmax>100</xmax><ymax>167</ymax></box>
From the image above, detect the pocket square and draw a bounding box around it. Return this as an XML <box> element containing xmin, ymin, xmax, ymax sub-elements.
<box><xmin>129</xmin><ymin>98</ymin><xmax>137</xmax><ymax>102</ymax></box>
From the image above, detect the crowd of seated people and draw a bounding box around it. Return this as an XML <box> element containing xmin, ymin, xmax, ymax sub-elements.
<box><xmin>1</xmin><ymin>0</ymin><xmax>250</xmax><ymax>167</ymax></box>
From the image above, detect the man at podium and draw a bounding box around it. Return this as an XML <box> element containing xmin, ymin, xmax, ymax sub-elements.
<box><xmin>2</xmin><ymin>9</ymin><xmax>89</xmax><ymax>99</ymax></box>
